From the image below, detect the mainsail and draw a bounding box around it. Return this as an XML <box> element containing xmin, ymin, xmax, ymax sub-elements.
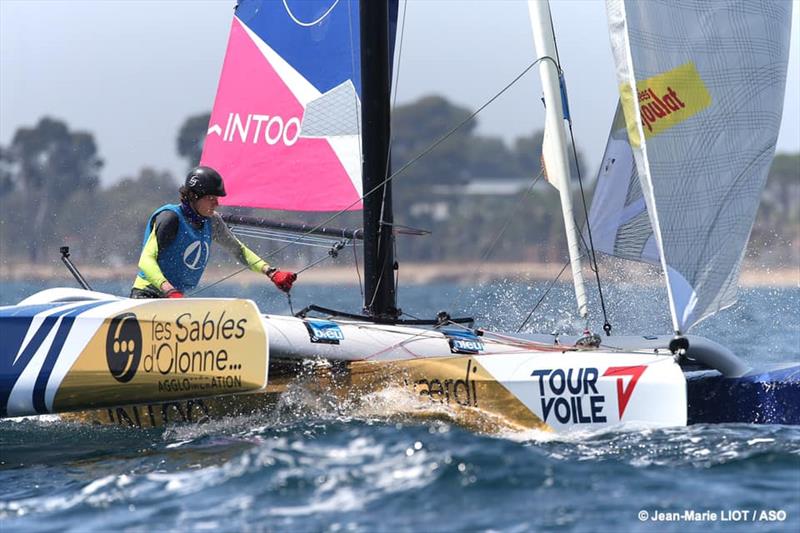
<box><xmin>201</xmin><ymin>0</ymin><xmax>377</xmax><ymax>212</ymax></box>
<box><xmin>597</xmin><ymin>0</ymin><xmax>792</xmax><ymax>333</ymax></box>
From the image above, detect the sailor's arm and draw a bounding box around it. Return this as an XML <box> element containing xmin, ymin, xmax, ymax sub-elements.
<box><xmin>135</xmin><ymin>211</ymin><xmax>179</xmax><ymax>293</ymax></box>
<box><xmin>210</xmin><ymin>214</ymin><xmax>296</xmax><ymax>291</ymax></box>
<box><xmin>210</xmin><ymin>214</ymin><xmax>272</xmax><ymax>275</ymax></box>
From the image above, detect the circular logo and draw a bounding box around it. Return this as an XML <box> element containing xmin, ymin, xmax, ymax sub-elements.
<box><xmin>106</xmin><ymin>313</ymin><xmax>142</xmax><ymax>383</ymax></box>
<box><xmin>183</xmin><ymin>240</ymin><xmax>210</xmax><ymax>270</ymax></box>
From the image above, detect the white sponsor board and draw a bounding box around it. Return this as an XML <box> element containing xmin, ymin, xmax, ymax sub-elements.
<box><xmin>477</xmin><ymin>352</ymin><xmax>686</xmax><ymax>430</ymax></box>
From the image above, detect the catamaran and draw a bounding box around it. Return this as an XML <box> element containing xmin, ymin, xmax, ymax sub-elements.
<box><xmin>1</xmin><ymin>0</ymin><xmax>797</xmax><ymax>432</ymax></box>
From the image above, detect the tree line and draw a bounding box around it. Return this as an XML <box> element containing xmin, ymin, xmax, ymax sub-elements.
<box><xmin>0</xmin><ymin>95</ymin><xmax>797</xmax><ymax>271</ymax></box>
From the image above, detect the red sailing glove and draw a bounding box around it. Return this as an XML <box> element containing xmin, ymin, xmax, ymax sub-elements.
<box><xmin>271</xmin><ymin>271</ymin><xmax>297</xmax><ymax>292</ymax></box>
<box><xmin>164</xmin><ymin>289</ymin><xmax>184</xmax><ymax>298</ymax></box>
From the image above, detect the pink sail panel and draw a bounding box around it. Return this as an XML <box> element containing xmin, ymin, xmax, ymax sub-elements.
<box><xmin>201</xmin><ymin>18</ymin><xmax>362</xmax><ymax>212</ymax></box>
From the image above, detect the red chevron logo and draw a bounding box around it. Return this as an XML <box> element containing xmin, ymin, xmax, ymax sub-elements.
<box><xmin>602</xmin><ymin>365</ymin><xmax>647</xmax><ymax>419</ymax></box>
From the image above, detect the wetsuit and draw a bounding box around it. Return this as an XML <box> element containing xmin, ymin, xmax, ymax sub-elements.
<box><xmin>130</xmin><ymin>204</ymin><xmax>270</xmax><ymax>298</ymax></box>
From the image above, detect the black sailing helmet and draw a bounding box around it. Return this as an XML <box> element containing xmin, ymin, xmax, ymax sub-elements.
<box><xmin>184</xmin><ymin>166</ymin><xmax>227</xmax><ymax>198</ymax></box>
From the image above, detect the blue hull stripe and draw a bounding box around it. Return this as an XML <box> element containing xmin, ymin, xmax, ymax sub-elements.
<box><xmin>32</xmin><ymin>301</ymin><xmax>110</xmax><ymax>414</ymax></box>
<box><xmin>0</xmin><ymin>301</ymin><xmax>112</xmax><ymax>417</ymax></box>
<box><xmin>0</xmin><ymin>315</ymin><xmax>60</xmax><ymax>417</ymax></box>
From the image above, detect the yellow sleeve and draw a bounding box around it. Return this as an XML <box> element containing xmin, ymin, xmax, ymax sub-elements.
<box><xmin>240</xmin><ymin>242</ymin><xmax>269</xmax><ymax>274</ymax></box>
<box><xmin>137</xmin><ymin>228</ymin><xmax>168</xmax><ymax>289</ymax></box>
<box><xmin>211</xmin><ymin>214</ymin><xmax>271</xmax><ymax>274</ymax></box>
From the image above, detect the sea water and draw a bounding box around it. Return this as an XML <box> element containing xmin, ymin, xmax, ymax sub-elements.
<box><xmin>1</xmin><ymin>280</ymin><xmax>798</xmax><ymax>532</ymax></box>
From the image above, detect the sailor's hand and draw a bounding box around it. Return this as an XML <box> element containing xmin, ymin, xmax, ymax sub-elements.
<box><xmin>271</xmin><ymin>271</ymin><xmax>297</xmax><ymax>292</ymax></box>
<box><xmin>160</xmin><ymin>281</ymin><xmax>177</xmax><ymax>294</ymax></box>
<box><xmin>164</xmin><ymin>289</ymin><xmax>184</xmax><ymax>298</ymax></box>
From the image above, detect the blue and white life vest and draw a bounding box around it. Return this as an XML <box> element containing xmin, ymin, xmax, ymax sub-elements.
<box><xmin>137</xmin><ymin>204</ymin><xmax>212</xmax><ymax>291</ymax></box>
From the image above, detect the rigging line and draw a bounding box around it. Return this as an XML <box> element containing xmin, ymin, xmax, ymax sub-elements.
<box><xmin>193</xmin><ymin>231</ymin><xmax>338</xmax><ymax>297</ymax></box>
<box><xmin>193</xmin><ymin>57</ymin><xmax>545</xmax><ymax>295</ymax></box>
<box><xmin>371</xmin><ymin>0</ymin><xmax>408</xmax><ymax>296</ymax></box>
<box><xmin>568</xmin><ymin>215</ymin><xmax>594</xmax><ymax>267</ymax></box>
<box><xmin>353</xmin><ymin>312</ymin><xmax>530</xmax><ymax>352</ymax></box>
<box><xmin>365</xmin><ymin>311</ymin><xmax>486</xmax><ymax>359</ymax></box>
<box><xmin>366</xmin><ymin>240</ymin><xmax>391</xmax><ymax>309</ymax></box>
<box><xmin>231</xmin><ymin>237</ymin><xmax>333</xmax><ymax>249</ymax></box>
<box><xmin>371</xmin><ymin>202</ymin><xmax>390</xmax><ymax>308</ymax></box>
<box><xmin>189</xmin><ymin>264</ymin><xmax>253</xmax><ymax>296</ymax></box>
<box><xmin>354</xmin><ymin>315</ymin><xmax>479</xmax><ymax>361</ymax></box>
<box><xmin>352</xmin><ymin>238</ymin><xmax>364</xmax><ymax>298</ymax></box>
<box><xmin>281</xmin><ymin>56</ymin><xmax>547</xmax><ymax>265</ymax></box>
<box><xmin>346</xmin><ymin>0</ymin><xmax>363</xmax><ymax>191</ymax></box>
<box><xmin>515</xmin><ymin>258</ymin><xmax>572</xmax><ymax>333</ymax></box>
<box><xmin>546</xmin><ymin>5</ymin><xmax>611</xmax><ymax>335</ymax></box>
<box><xmin>232</xmin><ymin>238</ymin><xmax>333</xmax><ymax>250</ymax></box>
<box><xmin>232</xmin><ymin>231</ymin><xmax>337</xmax><ymax>246</ymax></box>
<box><xmin>234</xmin><ymin>234</ymin><xmax>336</xmax><ymax>245</ymax></box>
<box><xmin>383</xmin><ymin>57</ymin><xmax>545</xmax><ymax>195</ymax></box>
<box><xmin>567</xmin><ymin>120</ymin><xmax>611</xmax><ymax>334</ymax></box>
<box><xmin>545</xmin><ymin>4</ymin><xmax>563</xmax><ymax>68</ymax></box>
<box><xmin>294</xmin><ymin>244</ymin><xmax>346</xmax><ymax>275</ymax></box>
<box><xmin>192</xmin><ymin>237</ymin><xmax>345</xmax><ymax>296</ymax></box>
<box><xmin>393</xmin><ymin>235</ymin><xmax>400</xmax><ymax>304</ymax></box>
<box><xmin>382</xmin><ymin>0</ymin><xmax>408</xmax><ymax>184</ymax></box>
<box><xmin>478</xmin><ymin>174</ymin><xmax>542</xmax><ymax>263</ymax></box>
<box><xmin>397</xmin><ymin>310</ymin><xmax>559</xmax><ymax>352</ymax></box>
<box><xmin>391</xmin><ymin>1</ymin><xmax>408</xmax><ymax>120</ymax></box>
<box><xmin>384</xmin><ymin>0</ymin><xmax>408</xmax><ymax>180</ymax></box>
<box><xmin>399</xmin><ymin>309</ymin><xmax>475</xmax><ymax>336</ymax></box>
<box><xmin>191</xmin><ymin>224</ymin><xmax>345</xmax><ymax>296</ymax></box>
<box><xmin>231</xmin><ymin>231</ymin><xmax>339</xmax><ymax>247</ymax></box>
<box><xmin>231</xmin><ymin>225</ymin><xmax>344</xmax><ymax>241</ymax></box>
<box><xmin>456</xmin><ymin>171</ymin><xmax>543</xmax><ymax>317</ymax></box>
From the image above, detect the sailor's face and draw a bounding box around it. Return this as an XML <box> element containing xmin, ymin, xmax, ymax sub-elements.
<box><xmin>194</xmin><ymin>195</ymin><xmax>219</xmax><ymax>217</ymax></box>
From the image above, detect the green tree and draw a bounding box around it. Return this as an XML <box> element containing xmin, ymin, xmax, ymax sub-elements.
<box><xmin>7</xmin><ymin>117</ymin><xmax>102</xmax><ymax>261</ymax></box>
<box><xmin>87</xmin><ymin>168</ymin><xmax>178</xmax><ymax>266</ymax></box>
<box><xmin>177</xmin><ymin>113</ymin><xmax>211</xmax><ymax>171</ymax></box>
<box><xmin>513</xmin><ymin>131</ymin><xmax>587</xmax><ymax>181</ymax></box>
<box><xmin>513</xmin><ymin>132</ymin><xmax>545</xmax><ymax>178</ymax></box>
<box><xmin>10</xmin><ymin>118</ymin><xmax>101</xmax><ymax>193</ymax></box>
<box><xmin>391</xmin><ymin>95</ymin><xmax>479</xmax><ymax>185</ymax></box>
<box><xmin>390</xmin><ymin>95</ymin><xmax>556</xmax><ymax>264</ymax></box>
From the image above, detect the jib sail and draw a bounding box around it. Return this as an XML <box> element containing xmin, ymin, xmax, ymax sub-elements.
<box><xmin>597</xmin><ymin>0</ymin><xmax>792</xmax><ymax>332</ymax></box>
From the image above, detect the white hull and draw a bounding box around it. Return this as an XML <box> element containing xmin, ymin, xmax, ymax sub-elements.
<box><xmin>2</xmin><ymin>288</ymin><xmax>690</xmax><ymax>432</ymax></box>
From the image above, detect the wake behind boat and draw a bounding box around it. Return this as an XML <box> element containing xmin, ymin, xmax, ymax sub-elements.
<box><xmin>1</xmin><ymin>0</ymin><xmax>798</xmax><ymax>432</ymax></box>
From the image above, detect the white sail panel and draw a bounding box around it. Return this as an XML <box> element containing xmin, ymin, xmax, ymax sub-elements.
<box><xmin>605</xmin><ymin>0</ymin><xmax>792</xmax><ymax>332</ymax></box>
<box><xmin>588</xmin><ymin>103</ymin><xmax>659</xmax><ymax>263</ymax></box>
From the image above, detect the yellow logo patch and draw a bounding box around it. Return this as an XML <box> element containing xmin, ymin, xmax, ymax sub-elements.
<box><xmin>620</xmin><ymin>61</ymin><xmax>712</xmax><ymax>147</ymax></box>
<box><xmin>53</xmin><ymin>299</ymin><xmax>268</xmax><ymax>413</ymax></box>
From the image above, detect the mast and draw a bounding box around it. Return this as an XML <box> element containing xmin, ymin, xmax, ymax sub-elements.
<box><xmin>528</xmin><ymin>0</ymin><xmax>588</xmax><ymax>319</ymax></box>
<box><xmin>360</xmin><ymin>0</ymin><xmax>398</xmax><ymax>319</ymax></box>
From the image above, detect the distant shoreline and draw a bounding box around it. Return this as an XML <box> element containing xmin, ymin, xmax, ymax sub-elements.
<box><xmin>1</xmin><ymin>261</ymin><xmax>797</xmax><ymax>288</ymax></box>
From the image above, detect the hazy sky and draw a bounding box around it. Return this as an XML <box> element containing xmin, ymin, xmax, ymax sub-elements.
<box><xmin>1</xmin><ymin>0</ymin><xmax>798</xmax><ymax>185</ymax></box>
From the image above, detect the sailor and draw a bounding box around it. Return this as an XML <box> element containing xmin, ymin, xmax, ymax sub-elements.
<box><xmin>130</xmin><ymin>166</ymin><xmax>296</xmax><ymax>298</ymax></box>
